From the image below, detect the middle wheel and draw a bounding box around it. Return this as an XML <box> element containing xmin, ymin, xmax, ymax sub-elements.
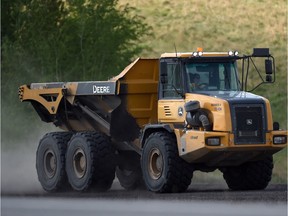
<box><xmin>141</xmin><ymin>131</ymin><xmax>193</xmax><ymax>193</ymax></box>
<box><xmin>116</xmin><ymin>151</ymin><xmax>143</xmax><ymax>190</ymax></box>
<box><xmin>66</xmin><ymin>131</ymin><xmax>115</xmax><ymax>192</ymax></box>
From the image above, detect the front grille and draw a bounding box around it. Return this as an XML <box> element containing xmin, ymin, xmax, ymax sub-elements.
<box><xmin>232</xmin><ymin>105</ymin><xmax>266</xmax><ymax>144</ymax></box>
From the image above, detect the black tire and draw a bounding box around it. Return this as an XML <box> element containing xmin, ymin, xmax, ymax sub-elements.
<box><xmin>66</xmin><ymin>131</ymin><xmax>116</xmax><ymax>192</ymax></box>
<box><xmin>222</xmin><ymin>156</ymin><xmax>273</xmax><ymax>190</ymax></box>
<box><xmin>36</xmin><ymin>132</ymin><xmax>73</xmax><ymax>192</ymax></box>
<box><xmin>141</xmin><ymin>132</ymin><xmax>193</xmax><ymax>193</ymax></box>
<box><xmin>116</xmin><ymin>151</ymin><xmax>143</xmax><ymax>190</ymax></box>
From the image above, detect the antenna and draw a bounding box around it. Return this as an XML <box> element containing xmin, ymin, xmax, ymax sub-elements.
<box><xmin>174</xmin><ymin>43</ymin><xmax>178</xmax><ymax>58</ymax></box>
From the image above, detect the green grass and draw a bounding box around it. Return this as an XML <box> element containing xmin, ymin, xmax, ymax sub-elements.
<box><xmin>272</xmin><ymin>148</ymin><xmax>287</xmax><ymax>183</ymax></box>
<box><xmin>119</xmin><ymin>0</ymin><xmax>287</xmax><ymax>183</ymax></box>
<box><xmin>119</xmin><ymin>0</ymin><xmax>287</xmax><ymax>126</ymax></box>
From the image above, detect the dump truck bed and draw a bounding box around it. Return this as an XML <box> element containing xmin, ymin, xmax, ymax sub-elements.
<box><xmin>19</xmin><ymin>58</ymin><xmax>159</xmax><ymax>146</ymax></box>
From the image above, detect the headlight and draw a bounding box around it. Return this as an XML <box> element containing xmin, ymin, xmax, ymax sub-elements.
<box><xmin>228</xmin><ymin>51</ymin><xmax>234</xmax><ymax>56</ymax></box>
<box><xmin>228</xmin><ymin>50</ymin><xmax>239</xmax><ymax>56</ymax></box>
<box><xmin>273</xmin><ymin>136</ymin><xmax>287</xmax><ymax>144</ymax></box>
<box><xmin>192</xmin><ymin>51</ymin><xmax>203</xmax><ymax>57</ymax></box>
<box><xmin>206</xmin><ymin>137</ymin><xmax>220</xmax><ymax>146</ymax></box>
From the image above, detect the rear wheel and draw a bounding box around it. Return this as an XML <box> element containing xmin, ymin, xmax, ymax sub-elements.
<box><xmin>36</xmin><ymin>132</ymin><xmax>72</xmax><ymax>192</ymax></box>
<box><xmin>222</xmin><ymin>156</ymin><xmax>273</xmax><ymax>190</ymax></box>
<box><xmin>66</xmin><ymin>132</ymin><xmax>116</xmax><ymax>192</ymax></box>
<box><xmin>141</xmin><ymin>132</ymin><xmax>193</xmax><ymax>193</ymax></box>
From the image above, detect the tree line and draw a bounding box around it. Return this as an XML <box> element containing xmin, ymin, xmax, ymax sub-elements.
<box><xmin>1</xmin><ymin>0</ymin><xmax>152</xmax><ymax>146</ymax></box>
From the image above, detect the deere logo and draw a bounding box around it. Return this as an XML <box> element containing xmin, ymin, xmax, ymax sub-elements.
<box><xmin>246</xmin><ymin>119</ymin><xmax>253</xmax><ymax>125</ymax></box>
<box><xmin>93</xmin><ymin>85</ymin><xmax>110</xmax><ymax>94</ymax></box>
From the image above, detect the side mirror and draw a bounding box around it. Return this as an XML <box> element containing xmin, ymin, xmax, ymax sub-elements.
<box><xmin>266</xmin><ymin>75</ymin><xmax>272</xmax><ymax>82</ymax></box>
<box><xmin>265</xmin><ymin>59</ymin><xmax>273</xmax><ymax>74</ymax></box>
<box><xmin>265</xmin><ymin>59</ymin><xmax>273</xmax><ymax>83</ymax></box>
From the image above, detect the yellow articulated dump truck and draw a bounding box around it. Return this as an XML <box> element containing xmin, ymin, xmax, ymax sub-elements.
<box><xmin>19</xmin><ymin>48</ymin><xmax>287</xmax><ymax>193</ymax></box>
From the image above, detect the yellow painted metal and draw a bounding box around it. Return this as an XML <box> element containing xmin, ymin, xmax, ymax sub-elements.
<box><xmin>262</xmin><ymin>97</ymin><xmax>274</xmax><ymax>131</ymax></box>
<box><xmin>174</xmin><ymin>129</ymin><xmax>287</xmax><ymax>165</ymax></box>
<box><xmin>185</xmin><ymin>93</ymin><xmax>232</xmax><ymax>131</ymax></box>
<box><xmin>170</xmin><ymin>93</ymin><xmax>287</xmax><ymax>164</ymax></box>
<box><xmin>158</xmin><ymin>93</ymin><xmax>232</xmax><ymax>131</ymax></box>
<box><xmin>111</xmin><ymin>58</ymin><xmax>159</xmax><ymax>127</ymax></box>
<box><xmin>158</xmin><ymin>99</ymin><xmax>186</xmax><ymax>123</ymax></box>
<box><xmin>18</xmin><ymin>85</ymin><xmax>63</xmax><ymax>114</ymax></box>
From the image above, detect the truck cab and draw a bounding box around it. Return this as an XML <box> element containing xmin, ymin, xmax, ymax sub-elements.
<box><xmin>158</xmin><ymin>51</ymin><xmax>241</xmax><ymax>125</ymax></box>
<box><xmin>159</xmin><ymin>51</ymin><xmax>240</xmax><ymax>98</ymax></box>
<box><xmin>152</xmin><ymin>49</ymin><xmax>286</xmax><ymax>162</ymax></box>
<box><xmin>140</xmin><ymin>49</ymin><xmax>287</xmax><ymax>192</ymax></box>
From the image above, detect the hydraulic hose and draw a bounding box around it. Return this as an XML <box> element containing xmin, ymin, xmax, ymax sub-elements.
<box><xmin>198</xmin><ymin>113</ymin><xmax>211</xmax><ymax>131</ymax></box>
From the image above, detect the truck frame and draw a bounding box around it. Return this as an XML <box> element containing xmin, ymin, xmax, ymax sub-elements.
<box><xmin>19</xmin><ymin>48</ymin><xmax>287</xmax><ymax>193</ymax></box>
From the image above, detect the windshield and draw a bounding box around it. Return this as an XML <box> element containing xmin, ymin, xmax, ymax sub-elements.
<box><xmin>185</xmin><ymin>61</ymin><xmax>240</xmax><ymax>92</ymax></box>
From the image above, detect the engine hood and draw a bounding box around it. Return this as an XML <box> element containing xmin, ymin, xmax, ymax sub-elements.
<box><xmin>185</xmin><ymin>91</ymin><xmax>269</xmax><ymax>132</ymax></box>
<box><xmin>191</xmin><ymin>91</ymin><xmax>266</xmax><ymax>104</ymax></box>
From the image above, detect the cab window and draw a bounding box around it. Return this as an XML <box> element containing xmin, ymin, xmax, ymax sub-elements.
<box><xmin>162</xmin><ymin>63</ymin><xmax>182</xmax><ymax>98</ymax></box>
<box><xmin>186</xmin><ymin>62</ymin><xmax>240</xmax><ymax>92</ymax></box>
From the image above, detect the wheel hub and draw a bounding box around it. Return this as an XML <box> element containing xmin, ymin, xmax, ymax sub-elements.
<box><xmin>73</xmin><ymin>148</ymin><xmax>87</xmax><ymax>178</ymax></box>
<box><xmin>148</xmin><ymin>148</ymin><xmax>163</xmax><ymax>180</ymax></box>
<box><xmin>44</xmin><ymin>150</ymin><xmax>56</xmax><ymax>178</ymax></box>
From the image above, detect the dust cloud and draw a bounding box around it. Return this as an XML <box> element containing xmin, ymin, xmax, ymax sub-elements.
<box><xmin>0</xmin><ymin>128</ymin><xmax>225</xmax><ymax>195</ymax></box>
<box><xmin>1</xmin><ymin>132</ymin><xmax>46</xmax><ymax>194</ymax></box>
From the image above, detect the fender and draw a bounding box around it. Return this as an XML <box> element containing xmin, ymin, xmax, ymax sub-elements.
<box><xmin>140</xmin><ymin>124</ymin><xmax>174</xmax><ymax>148</ymax></box>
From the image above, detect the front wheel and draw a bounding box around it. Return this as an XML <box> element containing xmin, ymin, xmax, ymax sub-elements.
<box><xmin>222</xmin><ymin>156</ymin><xmax>273</xmax><ymax>190</ymax></box>
<box><xmin>141</xmin><ymin>132</ymin><xmax>193</xmax><ymax>193</ymax></box>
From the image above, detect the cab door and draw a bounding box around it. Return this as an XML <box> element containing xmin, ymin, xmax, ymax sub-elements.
<box><xmin>158</xmin><ymin>60</ymin><xmax>186</xmax><ymax>123</ymax></box>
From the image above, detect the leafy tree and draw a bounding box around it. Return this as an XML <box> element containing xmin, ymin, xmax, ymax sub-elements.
<box><xmin>1</xmin><ymin>0</ymin><xmax>152</xmax><ymax>147</ymax></box>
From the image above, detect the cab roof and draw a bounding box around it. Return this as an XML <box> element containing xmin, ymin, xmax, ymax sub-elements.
<box><xmin>160</xmin><ymin>52</ymin><xmax>236</xmax><ymax>58</ymax></box>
